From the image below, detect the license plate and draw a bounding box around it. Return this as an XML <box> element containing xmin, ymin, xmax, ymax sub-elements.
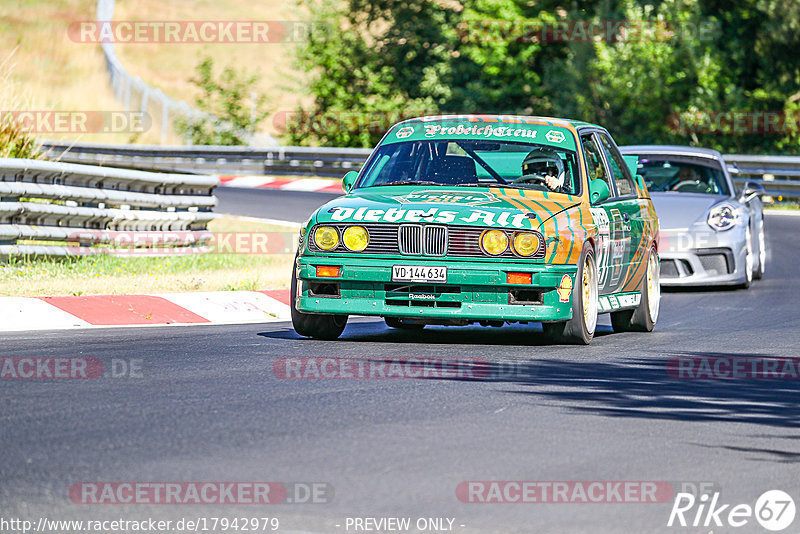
<box><xmin>392</xmin><ymin>265</ymin><xmax>447</xmax><ymax>283</ymax></box>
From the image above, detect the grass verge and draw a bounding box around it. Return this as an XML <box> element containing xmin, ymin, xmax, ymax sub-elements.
<box><xmin>764</xmin><ymin>201</ymin><xmax>800</xmax><ymax>210</ymax></box>
<box><xmin>0</xmin><ymin>216</ymin><xmax>296</xmax><ymax>297</ymax></box>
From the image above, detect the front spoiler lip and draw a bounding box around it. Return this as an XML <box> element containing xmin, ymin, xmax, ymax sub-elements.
<box><xmin>297</xmin><ymin>296</ymin><xmax>574</xmax><ymax>322</ymax></box>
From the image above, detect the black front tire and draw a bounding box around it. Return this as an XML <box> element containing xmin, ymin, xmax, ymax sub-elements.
<box><xmin>738</xmin><ymin>226</ymin><xmax>754</xmax><ymax>289</ymax></box>
<box><xmin>753</xmin><ymin>219</ymin><xmax>766</xmax><ymax>280</ymax></box>
<box><xmin>543</xmin><ymin>242</ymin><xmax>597</xmax><ymax>345</ymax></box>
<box><xmin>290</xmin><ymin>258</ymin><xmax>347</xmax><ymax>340</ymax></box>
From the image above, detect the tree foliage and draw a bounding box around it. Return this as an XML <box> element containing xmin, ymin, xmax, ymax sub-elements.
<box><xmin>293</xmin><ymin>0</ymin><xmax>800</xmax><ymax>153</ymax></box>
<box><xmin>176</xmin><ymin>57</ymin><xmax>269</xmax><ymax>146</ymax></box>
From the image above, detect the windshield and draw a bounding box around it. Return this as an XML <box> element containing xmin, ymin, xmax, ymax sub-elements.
<box><xmin>356</xmin><ymin>140</ymin><xmax>582</xmax><ymax>196</ymax></box>
<box><xmin>635</xmin><ymin>156</ymin><xmax>730</xmax><ymax>195</ymax></box>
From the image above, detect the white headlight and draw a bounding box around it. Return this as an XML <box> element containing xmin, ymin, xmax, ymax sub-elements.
<box><xmin>707</xmin><ymin>204</ymin><xmax>739</xmax><ymax>232</ymax></box>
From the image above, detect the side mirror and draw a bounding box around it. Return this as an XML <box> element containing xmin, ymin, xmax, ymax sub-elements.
<box><xmin>623</xmin><ymin>155</ymin><xmax>646</xmax><ymax>189</ymax></box>
<box><xmin>342</xmin><ymin>170</ymin><xmax>358</xmax><ymax>193</ymax></box>
<box><xmin>740</xmin><ymin>180</ymin><xmax>765</xmax><ymax>203</ymax></box>
<box><xmin>589</xmin><ymin>179</ymin><xmax>611</xmax><ymax>204</ymax></box>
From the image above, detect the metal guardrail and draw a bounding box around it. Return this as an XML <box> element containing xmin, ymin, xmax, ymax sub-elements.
<box><xmin>726</xmin><ymin>155</ymin><xmax>800</xmax><ymax>200</ymax></box>
<box><xmin>40</xmin><ymin>141</ymin><xmax>800</xmax><ymax>200</ymax></box>
<box><xmin>41</xmin><ymin>141</ymin><xmax>370</xmax><ymax>177</ymax></box>
<box><xmin>0</xmin><ymin>159</ymin><xmax>218</xmax><ymax>257</ymax></box>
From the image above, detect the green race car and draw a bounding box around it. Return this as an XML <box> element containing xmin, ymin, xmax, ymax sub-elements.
<box><xmin>291</xmin><ymin>115</ymin><xmax>660</xmax><ymax>344</ymax></box>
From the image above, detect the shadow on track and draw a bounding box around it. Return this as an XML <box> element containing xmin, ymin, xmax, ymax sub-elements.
<box><xmin>259</xmin><ymin>321</ymin><xmax>616</xmax><ymax>346</ymax></box>
<box><xmin>261</xmin><ymin>323</ymin><xmax>800</xmax><ymax>430</ymax></box>
<box><xmin>662</xmin><ymin>286</ymin><xmax>744</xmax><ymax>294</ymax></box>
<box><xmin>488</xmin><ymin>350</ymin><xmax>800</xmax><ymax>429</ymax></box>
<box><xmin>697</xmin><ymin>444</ymin><xmax>800</xmax><ymax>463</ymax></box>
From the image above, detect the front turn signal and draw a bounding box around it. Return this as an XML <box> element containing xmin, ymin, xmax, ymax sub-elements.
<box><xmin>507</xmin><ymin>272</ymin><xmax>532</xmax><ymax>285</ymax></box>
<box><xmin>316</xmin><ymin>265</ymin><xmax>341</xmax><ymax>278</ymax></box>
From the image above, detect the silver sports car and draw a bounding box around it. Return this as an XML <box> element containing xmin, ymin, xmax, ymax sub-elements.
<box><xmin>620</xmin><ymin>145</ymin><xmax>766</xmax><ymax>288</ymax></box>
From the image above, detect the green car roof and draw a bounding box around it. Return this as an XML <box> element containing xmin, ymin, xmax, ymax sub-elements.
<box><xmin>383</xmin><ymin>115</ymin><xmax>590</xmax><ymax>151</ymax></box>
<box><xmin>395</xmin><ymin>114</ymin><xmax>602</xmax><ymax>130</ymax></box>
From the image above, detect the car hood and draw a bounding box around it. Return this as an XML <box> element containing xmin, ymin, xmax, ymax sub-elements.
<box><xmin>651</xmin><ymin>192</ymin><xmax>731</xmax><ymax>230</ymax></box>
<box><xmin>311</xmin><ymin>186</ymin><xmax>581</xmax><ymax>231</ymax></box>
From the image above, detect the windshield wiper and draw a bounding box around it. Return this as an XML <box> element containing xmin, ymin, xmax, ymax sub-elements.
<box><xmin>372</xmin><ymin>180</ymin><xmax>441</xmax><ymax>187</ymax></box>
<box><xmin>458</xmin><ymin>182</ymin><xmax>568</xmax><ymax>194</ymax></box>
<box><xmin>371</xmin><ymin>180</ymin><xmax>552</xmax><ymax>191</ymax></box>
<box><xmin>457</xmin><ymin>183</ymin><xmax>525</xmax><ymax>189</ymax></box>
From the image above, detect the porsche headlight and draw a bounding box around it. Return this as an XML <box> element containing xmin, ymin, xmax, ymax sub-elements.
<box><xmin>314</xmin><ymin>226</ymin><xmax>340</xmax><ymax>250</ymax></box>
<box><xmin>343</xmin><ymin>226</ymin><xmax>369</xmax><ymax>251</ymax></box>
<box><xmin>707</xmin><ymin>204</ymin><xmax>739</xmax><ymax>232</ymax></box>
<box><xmin>512</xmin><ymin>232</ymin><xmax>540</xmax><ymax>257</ymax></box>
<box><xmin>481</xmin><ymin>230</ymin><xmax>509</xmax><ymax>256</ymax></box>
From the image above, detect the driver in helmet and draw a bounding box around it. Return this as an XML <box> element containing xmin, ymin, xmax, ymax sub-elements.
<box><xmin>521</xmin><ymin>148</ymin><xmax>566</xmax><ymax>192</ymax></box>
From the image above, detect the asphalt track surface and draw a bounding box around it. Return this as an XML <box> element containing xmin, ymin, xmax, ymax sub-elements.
<box><xmin>215</xmin><ymin>187</ymin><xmax>341</xmax><ymax>223</ymax></box>
<box><xmin>2</xmin><ymin>188</ymin><xmax>800</xmax><ymax>533</ymax></box>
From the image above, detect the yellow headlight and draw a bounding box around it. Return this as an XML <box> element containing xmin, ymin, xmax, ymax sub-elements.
<box><xmin>314</xmin><ymin>226</ymin><xmax>339</xmax><ymax>250</ymax></box>
<box><xmin>513</xmin><ymin>232</ymin><xmax>540</xmax><ymax>257</ymax></box>
<box><xmin>481</xmin><ymin>230</ymin><xmax>508</xmax><ymax>256</ymax></box>
<box><xmin>343</xmin><ymin>226</ymin><xmax>369</xmax><ymax>251</ymax></box>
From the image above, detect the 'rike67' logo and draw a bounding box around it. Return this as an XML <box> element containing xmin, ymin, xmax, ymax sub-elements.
<box><xmin>668</xmin><ymin>489</ymin><xmax>796</xmax><ymax>531</ymax></box>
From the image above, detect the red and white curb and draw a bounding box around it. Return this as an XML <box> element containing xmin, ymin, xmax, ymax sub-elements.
<box><xmin>0</xmin><ymin>290</ymin><xmax>291</xmax><ymax>332</ymax></box>
<box><xmin>217</xmin><ymin>175</ymin><xmax>344</xmax><ymax>193</ymax></box>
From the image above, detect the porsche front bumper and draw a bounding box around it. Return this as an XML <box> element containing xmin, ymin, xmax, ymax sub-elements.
<box><xmin>658</xmin><ymin>228</ymin><xmax>749</xmax><ymax>286</ymax></box>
